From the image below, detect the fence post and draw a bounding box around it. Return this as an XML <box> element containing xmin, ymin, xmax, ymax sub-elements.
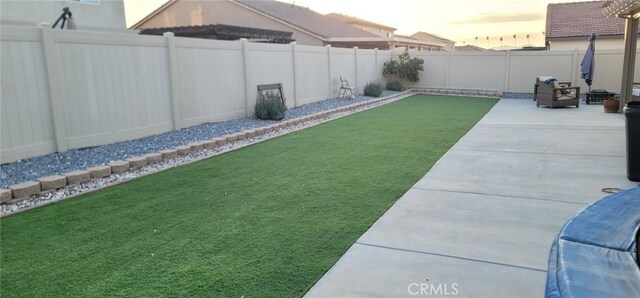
<box><xmin>327</xmin><ymin>44</ymin><xmax>332</xmax><ymax>98</ymax></box>
<box><xmin>503</xmin><ymin>51</ymin><xmax>511</xmax><ymax>92</ymax></box>
<box><xmin>374</xmin><ymin>48</ymin><xmax>379</xmax><ymax>81</ymax></box>
<box><xmin>354</xmin><ymin>46</ymin><xmax>359</xmax><ymax>94</ymax></box>
<box><xmin>291</xmin><ymin>42</ymin><xmax>298</xmax><ymax>107</ymax></box>
<box><xmin>40</xmin><ymin>26</ymin><xmax>68</xmax><ymax>152</ymax></box>
<box><xmin>571</xmin><ymin>49</ymin><xmax>579</xmax><ymax>87</ymax></box>
<box><xmin>445</xmin><ymin>51</ymin><xmax>451</xmax><ymax>89</ymax></box>
<box><xmin>164</xmin><ymin>32</ymin><xmax>182</xmax><ymax>130</ymax></box>
<box><xmin>240</xmin><ymin>39</ymin><xmax>252</xmax><ymax>117</ymax></box>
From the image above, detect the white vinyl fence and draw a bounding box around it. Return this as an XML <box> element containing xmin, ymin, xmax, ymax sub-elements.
<box><xmin>0</xmin><ymin>26</ymin><xmax>390</xmax><ymax>163</ymax></box>
<box><xmin>407</xmin><ymin>49</ymin><xmax>639</xmax><ymax>93</ymax></box>
<box><xmin>1</xmin><ymin>26</ymin><xmax>637</xmax><ymax>163</ymax></box>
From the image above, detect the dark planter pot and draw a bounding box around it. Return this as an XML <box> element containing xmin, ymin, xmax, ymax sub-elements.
<box><xmin>604</xmin><ymin>99</ymin><xmax>620</xmax><ymax>113</ymax></box>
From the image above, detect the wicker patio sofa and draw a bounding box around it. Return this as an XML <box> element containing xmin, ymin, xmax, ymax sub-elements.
<box><xmin>537</xmin><ymin>80</ymin><xmax>580</xmax><ymax>109</ymax></box>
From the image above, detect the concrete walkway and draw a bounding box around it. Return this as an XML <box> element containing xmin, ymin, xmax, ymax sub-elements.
<box><xmin>306</xmin><ymin>98</ymin><xmax>639</xmax><ymax>297</ymax></box>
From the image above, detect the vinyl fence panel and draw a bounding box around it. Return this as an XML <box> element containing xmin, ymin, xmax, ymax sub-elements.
<box><xmin>1</xmin><ymin>25</ymin><xmax>636</xmax><ymax>164</ymax></box>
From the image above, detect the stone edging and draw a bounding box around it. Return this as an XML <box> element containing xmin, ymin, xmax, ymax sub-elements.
<box><xmin>414</xmin><ymin>88</ymin><xmax>503</xmax><ymax>98</ymax></box>
<box><xmin>1</xmin><ymin>90</ymin><xmax>422</xmax><ymax>216</ymax></box>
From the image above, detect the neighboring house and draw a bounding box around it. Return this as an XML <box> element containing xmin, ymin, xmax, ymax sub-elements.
<box><xmin>511</xmin><ymin>46</ymin><xmax>547</xmax><ymax>51</ymax></box>
<box><xmin>0</xmin><ymin>0</ymin><xmax>126</xmax><ymax>31</ymax></box>
<box><xmin>454</xmin><ymin>45</ymin><xmax>488</xmax><ymax>52</ymax></box>
<box><xmin>326</xmin><ymin>14</ymin><xmax>446</xmax><ymax>51</ymax></box>
<box><xmin>133</xmin><ymin>0</ymin><xmax>377</xmax><ymax>47</ymax></box>
<box><xmin>410</xmin><ymin>31</ymin><xmax>456</xmax><ymax>51</ymax></box>
<box><xmin>139</xmin><ymin>24</ymin><xmax>294</xmax><ymax>44</ymax></box>
<box><xmin>327</xmin><ymin>33</ymin><xmax>444</xmax><ymax>51</ymax></box>
<box><xmin>325</xmin><ymin>13</ymin><xmax>396</xmax><ymax>38</ymax></box>
<box><xmin>546</xmin><ymin>0</ymin><xmax>640</xmax><ymax>50</ymax></box>
<box><xmin>133</xmin><ymin>0</ymin><xmax>437</xmax><ymax>50</ymax></box>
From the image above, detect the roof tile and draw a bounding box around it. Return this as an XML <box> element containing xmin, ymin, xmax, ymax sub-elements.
<box><xmin>325</xmin><ymin>13</ymin><xmax>397</xmax><ymax>31</ymax></box>
<box><xmin>546</xmin><ymin>1</ymin><xmax>639</xmax><ymax>39</ymax></box>
<box><xmin>234</xmin><ymin>0</ymin><xmax>377</xmax><ymax>39</ymax></box>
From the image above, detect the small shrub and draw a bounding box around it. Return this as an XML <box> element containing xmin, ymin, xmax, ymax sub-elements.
<box><xmin>383</xmin><ymin>51</ymin><xmax>424</xmax><ymax>83</ymax></box>
<box><xmin>386</xmin><ymin>80</ymin><xmax>403</xmax><ymax>91</ymax></box>
<box><xmin>255</xmin><ymin>92</ymin><xmax>286</xmax><ymax>120</ymax></box>
<box><xmin>255</xmin><ymin>100</ymin><xmax>270</xmax><ymax>120</ymax></box>
<box><xmin>266</xmin><ymin>98</ymin><xmax>285</xmax><ymax>120</ymax></box>
<box><xmin>363</xmin><ymin>81</ymin><xmax>384</xmax><ymax>97</ymax></box>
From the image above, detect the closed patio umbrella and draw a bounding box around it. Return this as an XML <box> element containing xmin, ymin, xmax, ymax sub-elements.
<box><xmin>580</xmin><ymin>33</ymin><xmax>597</xmax><ymax>92</ymax></box>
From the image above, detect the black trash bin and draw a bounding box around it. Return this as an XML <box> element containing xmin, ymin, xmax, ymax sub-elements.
<box><xmin>624</xmin><ymin>101</ymin><xmax>640</xmax><ymax>181</ymax></box>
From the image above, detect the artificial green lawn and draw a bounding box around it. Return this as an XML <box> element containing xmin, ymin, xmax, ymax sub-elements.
<box><xmin>0</xmin><ymin>95</ymin><xmax>497</xmax><ymax>297</ymax></box>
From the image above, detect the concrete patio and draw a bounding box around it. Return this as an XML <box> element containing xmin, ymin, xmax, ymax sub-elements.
<box><xmin>306</xmin><ymin>97</ymin><xmax>639</xmax><ymax>297</ymax></box>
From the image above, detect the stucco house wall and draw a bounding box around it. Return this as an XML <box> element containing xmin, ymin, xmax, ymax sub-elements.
<box><xmin>410</xmin><ymin>31</ymin><xmax>455</xmax><ymax>51</ymax></box>
<box><xmin>0</xmin><ymin>0</ymin><xmax>126</xmax><ymax>29</ymax></box>
<box><xmin>548</xmin><ymin>36</ymin><xmax>640</xmax><ymax>50</ymax></box>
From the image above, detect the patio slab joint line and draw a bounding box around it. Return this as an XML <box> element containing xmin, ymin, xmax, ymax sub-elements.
<box><xmin>413</xmin><ymin>188</ymin><xmax>589</xmax><ymax>206</ymax></box>
<box><xmin>451</xmin><ymin>148</ymin><xmax>626</xmax><ymax>158</ymax></box>
<box><xmin>354</xmin><ymin>242</ymin><xmax>547</xmax><ymax>273</ymax></box>
<box><xmin>481</xmin><ymin>123</ymin><xmax>623</xmax><ymax>130</ymax></box>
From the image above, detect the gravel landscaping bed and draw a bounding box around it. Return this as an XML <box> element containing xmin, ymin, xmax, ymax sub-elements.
<box><xmin>502</xmin><ymin>92</ymin><xmax>534</xmax><ymax>99</ymax></box>
<box><xmin>502</xmin><ymin>92</ymin><xmax>591</xmax><ymax>101</ymax></box>
<box><xmin>1</xmin><ymin>91</ymin><xmax>412</xmax><ymax>215</ymax></box>
<box><xmin>0</xmin><ymin>92</ymin><xmax>399</xmax><ymax>189</ymax></box>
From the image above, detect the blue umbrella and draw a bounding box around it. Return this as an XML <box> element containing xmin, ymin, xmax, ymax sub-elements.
<box><xmin>580</xmin><ymin>33</ymin><xmax>597</xmax><ymax>92</ymax></box>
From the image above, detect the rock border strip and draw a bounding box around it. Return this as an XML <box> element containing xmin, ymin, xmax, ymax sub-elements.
<box><xmin>0</xmin><ymin>90</ymin><xmax>500</xmax><ymax>217</ymax></box>
<box><xmin>414</xmin><ymin>88</ymin><xmax>503</xmax><ymax>98</ymax></box>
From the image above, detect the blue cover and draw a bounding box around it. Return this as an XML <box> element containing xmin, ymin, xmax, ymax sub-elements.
<box><xmin>559</xmin><ymin>188</ymin><xmax>640</xmax><ymax>252</ymax></box>
<box><xmin>546</xmin><ymin>187</ymin><xmax>640</xmax><ymax>298</ymax></box>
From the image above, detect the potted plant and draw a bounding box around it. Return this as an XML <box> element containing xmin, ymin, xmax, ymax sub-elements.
<box><xmin>604</xmin><ymin>96</ymin><xmax>620</xmax><ymax>113</ymax></box>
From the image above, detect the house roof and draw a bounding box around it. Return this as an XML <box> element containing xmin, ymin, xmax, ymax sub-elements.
<box><xmin>394</xmin><ymin>34</ymin><xmax>417</xmax><ymax>40</ymax></box>
<box><xmin>411</xmin><ymin>31</ymin><xmax>455</xmax><ymax>43</ymax></box>
<box><xmin>546</xmin><ymin>1</ymin><xmax>640</xmax><ymax>39</ymax></box>
<box><xmin>131</xmin><ymin>0</ymin><xmax>176</xmax><ymax>29</ymax></box>
<box><xmin>324</xmin><ymin>13</ymin><xmax>396</xmax><ymax>31</ymax></box>
<box><xmin>454</xmin><ymin>45</ymin><xmax>487</xmax><ymax>52</ymax></box>
<box><xmin>139</xmin><ymin>24</ymin><xmax>294</xmax><ymax>43</ymax></box>
<box><xmin>233</xmin><ymin>0</ymin><xmax>377</xmax><ymax>39</ymax></box>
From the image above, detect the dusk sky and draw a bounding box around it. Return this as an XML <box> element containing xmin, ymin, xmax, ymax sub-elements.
<box><xmin>124</xmin><ymin>0</ymin><xmax>589</xmax><ymax>48</ymax></box>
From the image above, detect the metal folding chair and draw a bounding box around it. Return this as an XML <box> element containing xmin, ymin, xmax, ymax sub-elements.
<box><xmin>338</xmin><ymin>76</ymin><xmax>355</xmax><ymax>99</ymax></box>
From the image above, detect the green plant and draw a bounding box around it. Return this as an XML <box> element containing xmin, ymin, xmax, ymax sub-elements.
<box><xmin>255</xmin><ymin>92</ymin><xmax>286</xmax><ymax>120</ymax></box>
<box><xmin>255</xmin><ymin>99</ymin><xmax>270</xmax><ymax>120</ymax></box>
<box><xmin>363</xmin><ymin>81</ymin><xmax>384</xmax><ymax>97</ymax></box>
<box><xmin>386</xmin><ymin>79</ymin><xmax>404</xmax><ymax>91</ymax></box>
<box><xmin>383</xmin><ymin>51</ymin><xmax>424</xmax><ymax>83</ymax></box>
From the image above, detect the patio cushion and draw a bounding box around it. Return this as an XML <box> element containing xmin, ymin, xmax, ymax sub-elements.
<box><xmin>551</xmin><ymin>81</ymin><xmax>571</xmax><ymax>97</ymax></box>
<box><xmin>538</xmin><ymin>76</ymin><xmax>554</xmax><ymax>82</ymax></box>
<box><xmin>552</xmin><ymin>81</ymin><xmax>562</xmax><ymax>97</ymax></box>
<box><xmin>556</xmin><ymin>95</ymin><xmax>576</xmax><ymax>101</ymax></box>
<box><xmin>551</xmin><ymin>81</ymin><xmax>575</xmax><ymax>99</ymax></box>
